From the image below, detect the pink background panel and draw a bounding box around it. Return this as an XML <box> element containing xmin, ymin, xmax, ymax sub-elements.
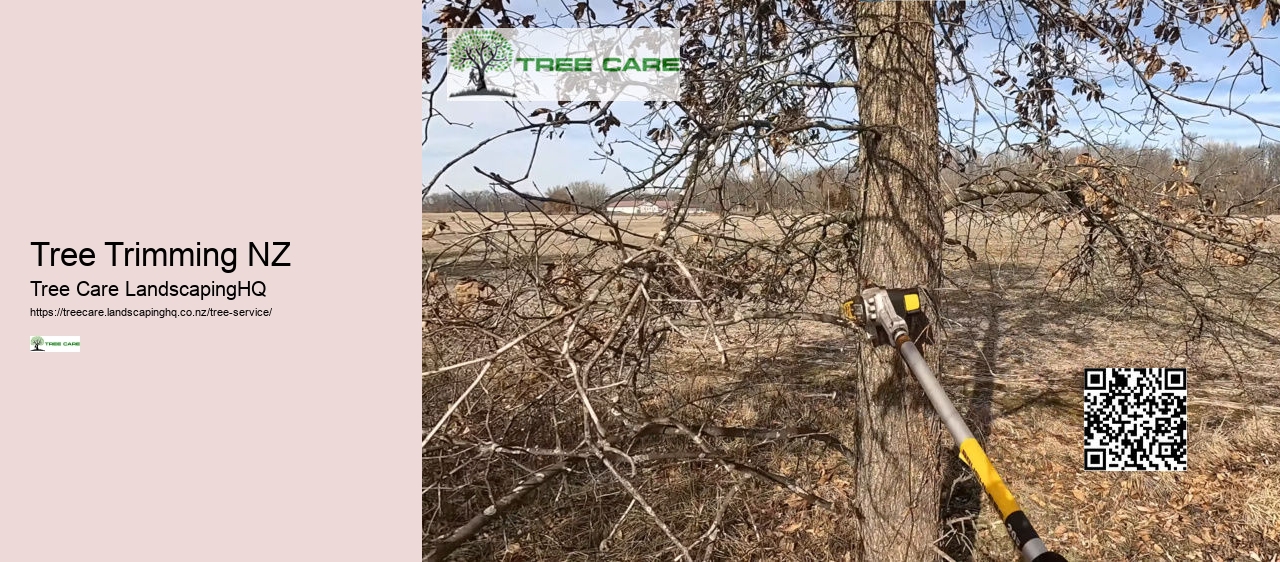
<box><xmin>0</xmin><ymin>2</ymin><xmax>422</xmax><ymax>560</ymax></box>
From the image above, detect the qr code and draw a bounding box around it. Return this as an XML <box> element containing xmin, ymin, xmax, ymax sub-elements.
<box><xmin>1083</xmin><ymin>368</ymin><xmax>1187</xmax><ymax>471</ymax></box>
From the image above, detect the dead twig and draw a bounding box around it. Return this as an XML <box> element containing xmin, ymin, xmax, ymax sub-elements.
<box><xmin>423</xmin><ymin>461</ymin><xmax>572</xmax><ymax>562</ymax></box>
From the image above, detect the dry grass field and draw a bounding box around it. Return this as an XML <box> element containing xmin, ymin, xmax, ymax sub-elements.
<box><xmin>424</xmin><ymin>211</ymin><xmax>1280</xmax><ymax>561</ymax></box>
<box><xmin>424</xmin><ymin>212</ymin><xmax>782</xmax><ymax>256</ymax></box>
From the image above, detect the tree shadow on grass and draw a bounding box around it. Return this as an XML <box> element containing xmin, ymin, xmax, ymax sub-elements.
<box><xmin>935</xmin><ymin>262</ymin><xmax>1099</xmax><ymax>560</ymax></box>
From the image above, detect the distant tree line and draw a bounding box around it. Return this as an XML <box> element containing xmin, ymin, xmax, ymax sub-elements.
<box><xmin>425</xmin><ymin>142</ymin><xmax>1280</xmax><ymax>216</ymax></box>
<box><xmin>690</xmin><ymin>141</ymin><xmax>1280</xmax><ymax>216</ymax></box>
<box><xmin>422</xmin><ymin>191</ymin><xmax>539</xmax><ymax>213</ymax></box>
<box><xmin>422</xmin><ymin>181</ymin><xmax>611</xmax><ymax>213</ymax></box>
<box><xmin>948</xmin><ymin>141</ymin><xmax>1280</xmax><ymax>216</ymax></box>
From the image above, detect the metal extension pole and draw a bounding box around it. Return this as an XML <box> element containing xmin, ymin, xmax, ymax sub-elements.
<box><xmin>897</xmin><ymin>339</ymin><xmax>1062</xmax><ymax>562</ymax></box>
<box><xmin>848</xmin><ymin>286</ymin><xmax>1067</xmax><ymax>562</ymax></box>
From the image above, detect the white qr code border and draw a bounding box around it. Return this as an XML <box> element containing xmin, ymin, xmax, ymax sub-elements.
<box><xmin>1083</xmin><ymin>368</ymin><xmax>1188</xmax><ymax>471</ymax></box>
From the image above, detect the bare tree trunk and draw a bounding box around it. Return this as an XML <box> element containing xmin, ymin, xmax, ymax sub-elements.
<box><xmin>850</xmin><ymin>1</ymin><xmax>947</xmax><ymax>559</ymax></box>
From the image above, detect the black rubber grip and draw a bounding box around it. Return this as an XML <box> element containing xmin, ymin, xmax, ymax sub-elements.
<box><xmin>1031</xmin><ymin>552</ymin><xmax>1068</xmax><ymax>562</ymax></box>
<box><xmin>1003</xmin><ymin>511</ymin><xmax>1040</xmax><ymax>550</ymax></box>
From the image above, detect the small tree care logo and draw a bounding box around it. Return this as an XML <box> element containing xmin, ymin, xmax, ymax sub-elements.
<box><xmin>29</xmin><ymin>335</ymin><xmax>80</xmax><ymax>352</ymax></box>
<box><xmin>446</xmin><ymin>29</ymin><xmax>680</xmax><ymax>102</ymax></box>
<box><xmin>448</xmin><ymin>29</ymin><xmax>516</xmax><ymax>98</ymax></box>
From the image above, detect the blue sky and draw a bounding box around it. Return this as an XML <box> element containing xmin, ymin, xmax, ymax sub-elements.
<box><xmin>423</xmin><ymin>2</ymin><xmax>1280</xmax><ymax>195</ymax></box>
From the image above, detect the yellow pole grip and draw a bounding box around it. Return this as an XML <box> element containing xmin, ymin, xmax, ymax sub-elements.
<box><xmin>958</xmin><ymin>437</ymin><xmax>1022</xmax><ymax>519</ymax></box>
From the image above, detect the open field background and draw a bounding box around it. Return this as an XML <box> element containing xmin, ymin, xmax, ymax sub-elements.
<box><xmin>425</xmin><ymin>211</ymin><xmax>1280</xmax><ymax>561</ymax></box>
<box><xmin>425</xmin><ymin>212</ymin><xmax>778</xmax><ymax>258</ymax></box>
<box><xmin>423</xmin><ymin>1</ymin><xmax>1280</xmax><ymax>558</ymax></box>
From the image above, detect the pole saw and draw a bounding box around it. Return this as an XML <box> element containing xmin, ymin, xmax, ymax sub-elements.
<box><xmin>841</xmin><ymin>286</ymin><xmax>1067</xmax><ymax>562</ymax></box>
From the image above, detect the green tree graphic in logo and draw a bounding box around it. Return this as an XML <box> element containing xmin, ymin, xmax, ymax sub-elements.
<box><xmin>30</xmin><ymin>336</ymin><xmax>45</xmax><ymax>351</ymax></box>
<box><xmin>449</xmin><ymin>30</ymin><xmax>516</xmax><ymax>97</ymax></box>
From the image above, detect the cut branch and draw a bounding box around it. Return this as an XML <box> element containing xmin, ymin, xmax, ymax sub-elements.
<box><xmin>424</xmin><ymin>462</ymin><xmax>571</xmax><ymax>562</ymax></box>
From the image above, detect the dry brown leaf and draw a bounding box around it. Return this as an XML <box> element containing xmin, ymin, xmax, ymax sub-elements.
<box><xmin>1144</xmin><ymin>57</ymin><xmax>1165</xmax><ymax>80</ymax></box>
<box><xmin>1210</xmin><ymin>246</ymin><xmax>1248</xmax><ymax>266</ymax></box>
<box><xmin>454</xmin><ymin>278</ymin><xmax>496</xmax><ymax>305</ymax></box>
<box><xmin>784</xmin><ymin>495</ymin><xmax>810</xmax><ymax>509</ymax></box>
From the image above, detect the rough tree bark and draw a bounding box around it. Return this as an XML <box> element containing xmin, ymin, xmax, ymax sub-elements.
<box><xmin>850</xmin><ymin>1</ymin><xmax>947</xmax><ymax>559</ymax></box>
